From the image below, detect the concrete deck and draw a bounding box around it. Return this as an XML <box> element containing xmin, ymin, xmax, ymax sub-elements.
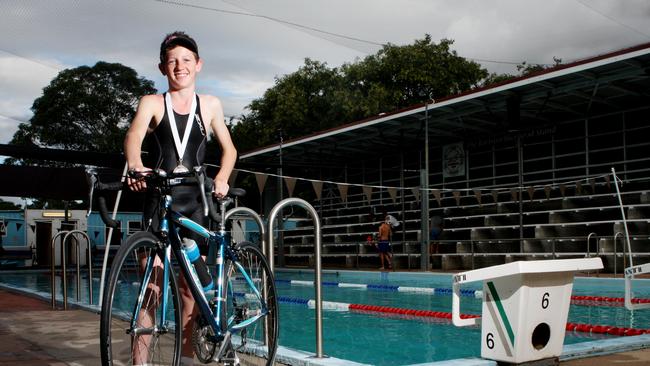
<box><xmin>0</xmin><ymin>288</ymin><xmax>648</xmax><ymax>365</ymax></box>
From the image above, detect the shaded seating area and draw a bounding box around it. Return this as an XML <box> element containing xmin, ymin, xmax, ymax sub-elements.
<box><xmin>251</xmin><ymin>44</ymin><xmax>650</xmax><ymax>273</ymax></box>
<box><xmin>276</xmin><ymin>178</ymin><xmax>650</xmax><ymax>272</ymax></box>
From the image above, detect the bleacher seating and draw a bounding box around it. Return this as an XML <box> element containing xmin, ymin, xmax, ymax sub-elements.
<box><xmin>274</xmin><ymin>180</ymin><xmax>650</xmax><ymax>272</ymax></box>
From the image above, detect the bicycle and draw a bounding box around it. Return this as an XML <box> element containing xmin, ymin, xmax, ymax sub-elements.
<box><xmin>90</xmin><ymin>167</ymin><xmax>279</xmax><ymax>365</ymax></box>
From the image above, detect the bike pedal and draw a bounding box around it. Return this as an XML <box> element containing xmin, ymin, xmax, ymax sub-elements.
<box><xmin>220</xmin><ymin>358</ymin><xmax>240</xmax><ymax>366</ymax></box>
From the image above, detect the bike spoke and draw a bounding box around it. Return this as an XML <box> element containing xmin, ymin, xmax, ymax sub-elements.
<box><xmin>101</xmin><ymin>232</ymin><xmax>181</xmax><ymax>365</ymax></box>
<box><xmin>222</xmin><ymin>242</ymin><xmax>278</xmax><ymax>366</ymax></box>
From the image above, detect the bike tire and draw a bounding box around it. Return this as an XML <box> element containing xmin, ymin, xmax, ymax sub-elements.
<box><xmin>100</xmin><ymin>231</ymin><xmax>182</xmax><ymax>366</ymax></box>
<box><xmin>224</xmin><ymin>241</ymin><xmax>279</xmax><ymax>366</ymax></box>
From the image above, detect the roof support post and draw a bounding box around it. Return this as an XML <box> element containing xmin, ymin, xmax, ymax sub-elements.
<box><xmin>420</xmin><ymin>169</ymin><xmax>430</xmax><ymax>270</ymax></box>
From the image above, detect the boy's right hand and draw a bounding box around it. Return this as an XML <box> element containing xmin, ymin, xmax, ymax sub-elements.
<box><xmin>127</xmin><ymin>166</ymin><xmax>151</xmax><ymax>192</ymax></box>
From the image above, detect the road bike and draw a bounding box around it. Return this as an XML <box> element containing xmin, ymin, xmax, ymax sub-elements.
<box><xmin>91</xmin><ymin>167</ymin><xmax>278</xmax><ymax>365</ymax></box>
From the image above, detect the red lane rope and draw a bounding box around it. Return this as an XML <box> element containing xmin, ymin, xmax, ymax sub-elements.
<box><xmin>348</xmin><ymin>303</ymin><xmax>650</xmax><ymax>336</ymax></box>
<box><xmin>566</xmin><ymin>322</ymin><xmax>650</xmax><ymax>336</ymax></box>
<box><xmin>571</xmin><ymin>295</ymin><xmax>650</xmax><ymax>304</ymax></box>
<box><xmin>348</xmin><ymin>303</ymin><xmax>479</xmax><ymax>320</ymax></box>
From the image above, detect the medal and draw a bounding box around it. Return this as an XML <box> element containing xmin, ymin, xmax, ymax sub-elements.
<box><xmin>173</xmin><ymin>164</ymin><xmax>190</xmax><ymax>174</ymax></box>
<box><xmin>165</xmin><ymin>92</ymin><xmax>196</xmax><ymax>174</ymax></box>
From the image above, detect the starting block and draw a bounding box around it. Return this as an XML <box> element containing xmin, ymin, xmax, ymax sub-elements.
<box><xmin>625</xmin><ymin>262</ymin><xmax>650</xmax><ymax>310</ymax></box>
<box><xmin>452</xmin><ymin>258</ymin><xmax>603</xmax><ymax>364</ymax></box>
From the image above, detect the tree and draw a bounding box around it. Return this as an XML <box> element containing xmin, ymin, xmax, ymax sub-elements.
<box><xmin>9</xmin><ymin>61</ymin><xmax>156</xmax><ymax>163</ymax></box>
<box><xmin>482</xmin><ymin>57</ymin><xmax>564</xmax><ymax>88</ymax></box>
<box><xmin>342</xmin><ymin>36</ymin><xmax>487</xmax><ymax>115</ymax></box>
<box><xmin>232</xmin><ymin>59</ymin><xmax>349</xmax><ymax>152</ymax></box>
<box><xmin>0</xmin><ymin>198</ymin><xmax>21</xmax><ymax>210</ymax></box>
<box><xmin>231</xmin><ymin>36</ymin><xmax>489</xmax><ymax>152</ymax></box>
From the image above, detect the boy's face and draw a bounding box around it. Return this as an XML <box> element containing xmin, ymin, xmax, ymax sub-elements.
<box><xmin>159</xmin><ymin>45</ymin><xmax>202</xmax><ymax>90</ymax></box>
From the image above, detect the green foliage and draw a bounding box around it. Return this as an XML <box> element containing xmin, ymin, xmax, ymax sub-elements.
<box><xmin>231</xmin><ymin>36</ymin><xmax>490</xmax><ymax>152</ymax></box>
<box><xmin>232</xmin><ymin>59</ymin><xmax>349</xmax><ymax>152</ymax></box>
<box><xmin>343</xmin><ymin>37</ymin><xmax>487</xmax><ymax>112</ymax></box>
<box><xmin>480</xmin><ymin>57</ymin><xmax>564</xmax><ymax>89</ymax></box>
<box><xmin>482</xmin><ymin>72</ymin><xmax>516</xmax><ymax>86</ymax></box>
<box><xmin>0</xmin><ymin>198</ymin><xmax>21</xmax><ymax>210</ymax></box>
<box><xmin>9</xmin><ymin>61</ymin><xmax>156</xmax><ymax>162</ymax></box>
<box><xmin>516</xmin><ymin>57</ymin><xmax>563</xmax><ymax>75</ymax></box>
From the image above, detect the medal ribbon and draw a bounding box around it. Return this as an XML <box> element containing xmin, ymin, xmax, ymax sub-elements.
<box><xmin>165</xmin><ymin>92</ymin><xmax>196</xmax><ymax>167</ymax></box>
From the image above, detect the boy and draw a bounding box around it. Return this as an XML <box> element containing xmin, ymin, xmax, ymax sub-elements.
<box><xmin>377</xmin><ymin>216</ymin><xmax>393</xmax><ymax>270</ymax></box>
<box><xmin>124</xmin><ymin>31</ymin><xmax>237</xmax><ymax>366</ymax></box>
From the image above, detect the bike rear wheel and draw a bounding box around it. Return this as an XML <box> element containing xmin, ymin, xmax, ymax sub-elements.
<box><xmin>224</xmin><ymin>241</ymin><xmax>279</xmax><ymax>366</ymax></box>
<box><xmin>100</xmin><ymin>231</ymin><xmax>181</xmax><ymax>366</ymax></box>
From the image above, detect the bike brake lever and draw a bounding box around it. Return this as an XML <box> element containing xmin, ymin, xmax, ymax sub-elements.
<box><xmin>195</xmin><ymin>167</ymin><xmax>209</xmax><ymax>217</ymax></box>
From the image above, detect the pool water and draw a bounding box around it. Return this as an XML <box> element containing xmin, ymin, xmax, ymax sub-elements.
<box><xmin>274</xmin><ymin>270</ymin><xmax>650</xmax><ymax>365</ymax></box>
<box><xmin>1</xmin><ymin>269</ymin><xmax>649</xmax><ymax>365</ymax></box>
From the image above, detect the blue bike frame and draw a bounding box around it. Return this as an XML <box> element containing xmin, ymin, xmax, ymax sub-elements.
<box><xmin>132</xmin><ymin>193</ymin><xmax>268</xmax><ymax>340</ymax></box>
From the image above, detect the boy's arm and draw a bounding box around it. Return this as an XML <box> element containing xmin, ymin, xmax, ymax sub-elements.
<box><xmin>124</xmin><ymin>95</ymin><xmax>156</xmax><ymax>191</ymax></box>
<box><xmin>207</xmin><ymin>96</ymin><xmax>237</xmax><ymax>196</ymax></box>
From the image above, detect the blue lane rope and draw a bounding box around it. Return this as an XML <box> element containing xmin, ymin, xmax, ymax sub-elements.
<box><xmin>233</xmin><ymin>276</ymin><xmax>482</xmax><ymax>297</ymax></box>
<box><xmin>275</xmin><ymin>279</ymin><xmax>482</xmax><ymax>298</ymax></box>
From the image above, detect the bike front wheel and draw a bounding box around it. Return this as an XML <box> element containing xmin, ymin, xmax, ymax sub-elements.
<box><xmin>224</xmin><ymin>241</ymin><xmax>279</xmax><ymax>366</ymax></box>
<box><xmin>100</xmin><ymin>231</ymin><xmax>181</xmax><ymax>366</ymax></box>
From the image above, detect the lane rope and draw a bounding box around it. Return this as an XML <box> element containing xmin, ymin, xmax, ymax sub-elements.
<box><xmin>275</xmin><ymin>279</ymin><xmax>650</xmax><ymax>306</ymax></box>
<box><xmin>276</xmin><ymin>295</ymin><xmax>650</xmax><ymax>336</ymax></box>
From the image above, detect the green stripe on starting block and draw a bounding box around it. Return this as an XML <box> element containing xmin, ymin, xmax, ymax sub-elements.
<box><xmin>487</xmin><ymin>281</ymin><xmax>515</xmax><ymax>347</ymax></box>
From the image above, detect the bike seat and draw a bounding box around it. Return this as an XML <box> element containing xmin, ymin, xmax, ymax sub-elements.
<box><xmin>229</xmin><ymin>188</ymin><xmax>246</xmax><ymax>197</ymax></box>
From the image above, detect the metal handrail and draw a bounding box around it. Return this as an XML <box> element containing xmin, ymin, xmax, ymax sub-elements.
<box><xmin>50</xmin><ymin>231</ymin><xmax>68</xmax><ymax>309</ymax></box>
<box><xmin>224</xmin><ymin>207</ymin><xmax>266</xmax><ymax>256</ymax></box>
<box><xmin>64</xmin><ymin>230</ymin><xmax>92</xmax><ymax>304</ymax></box>
<box><xmin>614</xmin><ymin>231</ymin><xmax>623</xmax><ymax>277</ymax></box>
<box><xmin>267</xmin><ymin>198</ymin><xmax>324</xmax><ymax>358</ymax></box>
<box><xmin>223</xmin><ymin>206</ymin><xmax>269</xmax><ymax>347</ymax></box>
<box><xmin>611</xmin><ymin>168</ymin><xmax>634</xmax><ymax>271</ymax></box>
<box><xmin>50</xmin><ymin>230</ymin><xmax>92</xmax><ymax>309</ymax></box>
<box><xmin>586</xmin><ymin>232</ymin><xmax>597</xmax><ymax>258</ymax></box>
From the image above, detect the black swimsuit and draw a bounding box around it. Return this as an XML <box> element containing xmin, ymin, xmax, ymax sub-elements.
<box><xmin>143</xmin><ymin>93</ymin><xmax>209</xmax><ymax>251</ymax></box>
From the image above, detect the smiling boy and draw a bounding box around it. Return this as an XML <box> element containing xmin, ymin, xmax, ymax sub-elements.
<box><xmin>124</xmin><ymin>31</ymin><xmax>237</xmax><ymax>366</ymax></box>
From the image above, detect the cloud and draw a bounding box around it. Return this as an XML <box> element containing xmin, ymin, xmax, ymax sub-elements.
<box><xmin>0</xmin><ymin>53</ymin><xmax>64</xmax><ymax>143</ymax></box>
<box><xmin>1</xmin><ymin>0</ymin><xmax>650</xmax><ymax>146</ymax></box>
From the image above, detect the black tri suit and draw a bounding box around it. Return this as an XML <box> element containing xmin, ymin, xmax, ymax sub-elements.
<box><xmin>143</xmin><ymin>92</ymin><xmax>210</xmax><ymax>254</ymax></box>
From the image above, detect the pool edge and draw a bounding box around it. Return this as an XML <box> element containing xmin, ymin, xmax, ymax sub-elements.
<box><xmin>2</xmin><ymin>279</ymin><xmax>649</xmax><ymax>366</ymax></box>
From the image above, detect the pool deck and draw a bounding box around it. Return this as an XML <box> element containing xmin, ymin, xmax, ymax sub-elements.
<box><xmin>0</xmin><ymin>288</ymin><xmax>649</xmax><ymax>365</ymax></box>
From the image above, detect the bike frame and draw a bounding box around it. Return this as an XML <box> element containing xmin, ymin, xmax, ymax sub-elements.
<box><xmin>132</xmin><ymin>191</ymin><xmax>268</xmax><ymax>345</ymax></box>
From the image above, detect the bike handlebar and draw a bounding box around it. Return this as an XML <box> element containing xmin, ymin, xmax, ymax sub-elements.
<box><xmin>85</xmin><ymin>167</ymin><xmax>245</xmax><ymax>229</ymax></box>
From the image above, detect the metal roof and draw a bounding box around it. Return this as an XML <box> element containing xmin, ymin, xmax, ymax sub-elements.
<box><xmin>239</xmin><ymin>42</ymin><xmax>650</xmax><ymax>167</ymax></box>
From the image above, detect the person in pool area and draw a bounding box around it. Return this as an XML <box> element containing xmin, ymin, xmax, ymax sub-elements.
<box><xmin>429</xmin><ymin>214</ymin><xmax>444</xmax><ymax>255</ymax></box>
<box><xmin>124</xmin><ymin>31</ymin><xmax>237</xmax><ymax>366</ymax></box>
<box><xmin>377</xmin><ymin>215</ymin><xmax>394</xmax><ymax>270</ymax></box>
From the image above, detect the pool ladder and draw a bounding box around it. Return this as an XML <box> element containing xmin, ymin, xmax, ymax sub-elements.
<box><xmin>50</xmin><ymin>230</ymin><xmax>93</xmax><ymax>310</ymax></box>
<box><xmin>268</xmin><ymin>198</ymin><xmax>325</xmax><ymax>359</ymax></box>
<box><xmin>223</xmin><ymin>201</ymin><xmax>324</xmax><ymax>358</ymax></box>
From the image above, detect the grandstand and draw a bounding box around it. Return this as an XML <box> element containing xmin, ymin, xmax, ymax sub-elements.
<box><xmin>240</xmin><ymin>42</ymin><xmax>650</xmax><ymax>272</ymax></box>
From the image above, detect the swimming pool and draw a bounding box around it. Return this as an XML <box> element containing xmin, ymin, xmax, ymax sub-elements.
<box><xmin>1</xmin><ymin>269</ymin><xmax>649</xmax><ymax>365</ymax></box>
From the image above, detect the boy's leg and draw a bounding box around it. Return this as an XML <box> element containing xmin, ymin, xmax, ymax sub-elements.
<box><xmin>179</xmin><ymin>274</ymin><xmax>198</xmax><ymax>364</ymax></box>
<box><xmin>133</xmin><ymin>255</ymin><xmax>164</xmax><ymax>365</ymax></box>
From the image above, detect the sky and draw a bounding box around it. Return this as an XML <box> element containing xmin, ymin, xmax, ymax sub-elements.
<box><xmin>2</xmin><ymin>0</ymin><xmax>650</xmax><ymax>143</ymax></box>
<box><xmin>1</xmin><ymin>0</ymin><xmax>650</xmax><ymax>147</ymax></box>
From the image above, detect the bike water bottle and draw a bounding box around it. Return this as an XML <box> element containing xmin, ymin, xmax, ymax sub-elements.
<box><xmin>182</xmin><ymin>238</ymin><xmax>214</xmax><ymax>292</ymax></box>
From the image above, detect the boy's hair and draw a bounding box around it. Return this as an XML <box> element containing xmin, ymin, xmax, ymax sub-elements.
<box><xmin>160</xmin><ymin>31</ymin><xmax>199</xmax><ymax>62</ymax></box>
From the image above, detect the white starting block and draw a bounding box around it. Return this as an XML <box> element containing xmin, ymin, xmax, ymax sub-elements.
<box><xmin>452</xmin><ymin>258</ymin><xmax>603</xmax><ymax>364</ymax></box>
<box><xmin>625</xmin><ymin>262</ymin><xmax>650</xmax><ymax>310</ymax></box>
